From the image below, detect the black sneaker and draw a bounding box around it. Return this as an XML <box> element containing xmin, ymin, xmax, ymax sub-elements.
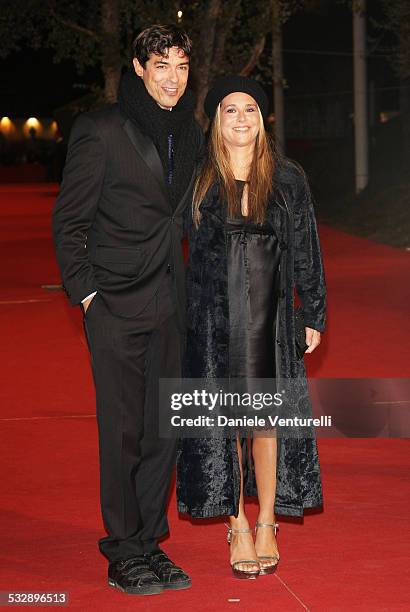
<box><xmin>145</xmin><ymin>550</ymin><xmax>192</xmax><ymax>591</ymax></box>
<box><xmin>108</xmin><ymin>556</ymin><xmax>163</xmax><ymax>595</ymax></box>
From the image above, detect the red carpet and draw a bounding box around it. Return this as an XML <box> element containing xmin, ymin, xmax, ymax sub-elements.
<box><xmin>0</xmin><ymin>184</ymin><xmax>409</xmax><ymax>610</ymax></box>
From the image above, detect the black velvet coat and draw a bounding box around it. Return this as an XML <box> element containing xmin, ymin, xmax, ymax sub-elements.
<box><xmin>177</xmin><ymin>161</ymin><xmax>326</xmax><ymax>518</ymax></box>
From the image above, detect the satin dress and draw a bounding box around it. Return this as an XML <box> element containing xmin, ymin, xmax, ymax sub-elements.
<box><xmin>226</xmin><ymin>182</ymin><xmax>281</xmax><ymax>380</ymax></box>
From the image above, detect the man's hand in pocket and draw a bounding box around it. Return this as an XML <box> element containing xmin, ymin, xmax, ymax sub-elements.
<box><xmin>83</xmin><ymin>294</ymin><xmax>95</xmax><ymax>313</ymax></box>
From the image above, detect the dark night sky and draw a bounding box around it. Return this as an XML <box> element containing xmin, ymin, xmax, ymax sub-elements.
<box><xmin>1</xmin><ymin>50</ymin><xmax>99</xmax><ymax>117</ymax></box>
<box><xmin>283</xmin><ymin>2</ymin><xmax>398</xmax><ymax>111</ymax></box>
<box><xmin>0</xmin><ymin>1</ymin><xmax>399</xmax><ymax>118</ymax></box>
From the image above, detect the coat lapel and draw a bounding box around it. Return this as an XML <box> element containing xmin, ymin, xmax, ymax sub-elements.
<box><xmin>174</xmin><ymin>171</ymin><xmax>196</xmax><ymax>216</ymax></box>
<box><xmin>197</xmin><ymin>185</ymin><xmax>225</xmax><ymax>223</ymax></box>
<box><xmin>122</xmin><ymin>119</ymin><xmax>169</xmax><ymax>204</ymax></box>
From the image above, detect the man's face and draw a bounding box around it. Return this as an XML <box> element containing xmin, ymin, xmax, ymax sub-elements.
<box><xmin>133</xmin><ymin>46</ymin><xmax>190</xmax><ymax>110</ymax></box>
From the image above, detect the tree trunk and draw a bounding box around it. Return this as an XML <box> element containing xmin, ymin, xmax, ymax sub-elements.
<box><xmin>398</xmin><ymin>13</ymin><xmax>410</xmax><ymax>167</ymax></box>
<box><xmin>212</xmin><ymin>1</ymin><xmax>240</xmax><ymax>70</ymax></box>
<box><xmin>400</xmin><ymin>77</ymin><xmax>410</xmax><ymax>168</ymax></box>
<box><xmin>272</xmin><ymin>0</ymin><xmax>285</xmax><ymax>152</ymax></box>
<box><xmin>353</xmin><ymin>0</ymin><xmax>369</xmax><ymax>193</ymax></box>
<box><xmin>194</xmin><ymin>0</ymin><xmax>222</xmax><ymax>129</ymax></box>
<box><xmin>101</xmin><ymin>0</ymin><xmax>122</xmax><ymax>104</ymax></box>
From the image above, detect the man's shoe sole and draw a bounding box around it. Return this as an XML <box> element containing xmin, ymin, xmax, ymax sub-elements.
<box><xmin>162</xmin><ymin>579</ymin><xmax>192</xmax><ymax>591</ymax></box>
<box><xmin>108</xmin><ymin>578</ymin><xmax>163</xmax><ymax>595</ymax></box>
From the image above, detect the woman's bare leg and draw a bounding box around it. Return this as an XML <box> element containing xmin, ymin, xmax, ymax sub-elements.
<box><xmin>228</xmin><ymin>436</ymin><xmax>259</xmax><ymax>572</ymax></box>
<box><xmin>252</xmin><ymin>434</ymin><xmax>279</xmax><ymax>568</ymax></box>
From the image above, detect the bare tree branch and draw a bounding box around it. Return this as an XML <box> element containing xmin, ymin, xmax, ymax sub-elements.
<box><xmin>48</xmin><ymin>4</ymin><xmax>99</xmax><ymax>40</ymax></box>
<box><xmin>239</xmin><ymin>36</ymin><xmax>266</xmax><ymax>76</ymax></box>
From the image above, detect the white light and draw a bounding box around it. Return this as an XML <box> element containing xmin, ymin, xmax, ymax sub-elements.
<box><xmin>177</xmin><ymin>10</ymin><xmax>183</xmax><ymax>19</ymax></box>
<box><xmin>0</xmin><ymin>117</ymin><xmax>14</xmax><ymax>136</ymax></box>
<box><xmin>26</xmin><ymin>117</ymin><xmax>40</xmax><ymax>129</ymax></box>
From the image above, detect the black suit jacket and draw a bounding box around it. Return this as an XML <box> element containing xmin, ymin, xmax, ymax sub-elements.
<box><xmin>52</xmin><ymin>104</ymin><xmax>203</xmax><ymax>326</ymax></box>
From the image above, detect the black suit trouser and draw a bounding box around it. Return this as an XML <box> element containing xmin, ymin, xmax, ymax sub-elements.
<box><xmin>83</xmin><ymin>275</ymin><xmax>180</xmax><ymax>562</ymax></box>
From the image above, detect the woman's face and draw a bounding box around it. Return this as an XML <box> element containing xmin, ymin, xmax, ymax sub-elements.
<box><xmin>219</xmin><ymin>92</ymin><xmax>260</xmax><ymax>149</ymax></box>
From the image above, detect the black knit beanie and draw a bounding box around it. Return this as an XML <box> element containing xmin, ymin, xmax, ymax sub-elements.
<box><xmin>204</xmin><ymin>75</ymin><xmax>269</xmax><ymax>120</ymax></box>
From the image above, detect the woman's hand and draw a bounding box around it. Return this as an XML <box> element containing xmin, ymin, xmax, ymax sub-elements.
<box><xmin>305</xmin><ymin>328</ymin><xmax>321</xmax><ymax>354</ymax></box>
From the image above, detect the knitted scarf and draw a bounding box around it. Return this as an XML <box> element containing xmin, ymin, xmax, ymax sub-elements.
<box><xmin>118</xmin><ymin>70</ymin><xmax>198</xmax><ymax>209</ymax></box>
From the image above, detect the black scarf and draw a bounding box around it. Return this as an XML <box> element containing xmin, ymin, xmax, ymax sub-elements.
<box><xmin>118</xmin><ymin>70</ymin><xmax>198</xmax><ymax>209</ymax></box>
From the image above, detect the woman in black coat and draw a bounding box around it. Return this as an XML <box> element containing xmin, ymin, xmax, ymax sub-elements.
<box><xmin>177</xmin><ymin>76</ymin><xmax>326</xmax><ymax>579</ymax></box>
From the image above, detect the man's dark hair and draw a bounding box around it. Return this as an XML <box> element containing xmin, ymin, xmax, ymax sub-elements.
<box><xmin>133</xmin><ymin>24</ymin><xmax>192</xmax><ymax>67</ymax></box>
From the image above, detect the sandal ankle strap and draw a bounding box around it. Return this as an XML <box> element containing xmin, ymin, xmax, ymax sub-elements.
<box><xmin>228</xmin><ymin>527</ymin><xmax>253</xmax><ymax>534</ymax></box>
<box><xmin>225</xmin><ymin>523</ymin><xmax>252</xmax><ymax>534</ymax></box>
<box><xmin>225</xmin><ymin>523</ymin><xmax>253</xmax><ymax>544</ymax></box>
<box><xmin>255</xmin><ymin>522</ymin><xmax>279</xmax><ymax>534</ymax></box>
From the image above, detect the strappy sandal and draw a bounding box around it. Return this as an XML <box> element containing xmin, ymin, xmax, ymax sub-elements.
<box><xmin>254</xmin><ymin>522</ymin><xmax>280</xmax><ymax>575</ymax></box>
<box><xmin>226</xmin><ymin>525</ymin><xmax>260</xmax><ymax>580</ymax></box>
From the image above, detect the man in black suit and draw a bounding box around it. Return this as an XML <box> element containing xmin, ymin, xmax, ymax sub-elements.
<box><xmin>52</xmin><ymin>24</ymin><xmax>202</xmax><ymax>596</ymax></box>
